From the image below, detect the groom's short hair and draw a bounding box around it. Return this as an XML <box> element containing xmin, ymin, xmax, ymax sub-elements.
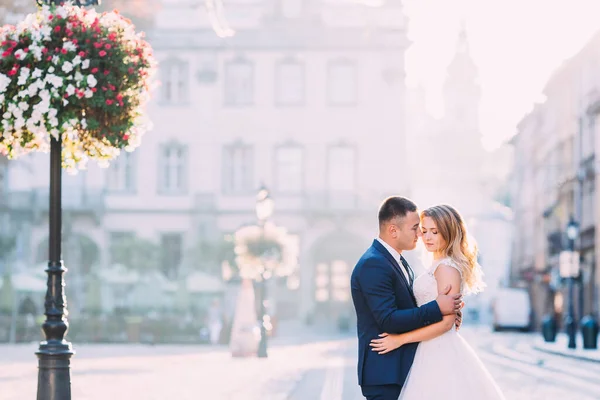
<box><xmin>378</xmin><ymin>196</ymin><xmax>417</xmax><ymax>227</ymax></box>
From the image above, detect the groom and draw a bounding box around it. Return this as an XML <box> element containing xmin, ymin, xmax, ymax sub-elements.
<box><xmin>350</xmin><ymin>196</ymin><xmax>463</xmax><ymax>400</ymax></box>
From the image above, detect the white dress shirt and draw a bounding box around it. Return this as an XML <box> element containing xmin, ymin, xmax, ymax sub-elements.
<box><xmin>376</xmin><ymin>237</ymin><xmax>410</xmax><ymax>282</ymax></box>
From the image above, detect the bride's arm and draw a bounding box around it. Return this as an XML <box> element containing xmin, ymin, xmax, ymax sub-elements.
<box><xmin>370</xmin><ymin>265</ymin><xmax>462</xmax><ymax>354</ymax></box>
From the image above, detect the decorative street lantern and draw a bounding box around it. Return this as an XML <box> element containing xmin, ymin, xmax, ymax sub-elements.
<box><xmin>560</xmin><ymin>217</ymin><xmax>580</xmax><ymax>349</ymax></box>
<box><xmin>231</xmin><ymin>185</ymin><xmax>297</xmax><ymax>358</ymax></box>
<box><xmin>0</xmin><ymin>2</ymin><xmax>156</xmax><ymax>398</ymax></box>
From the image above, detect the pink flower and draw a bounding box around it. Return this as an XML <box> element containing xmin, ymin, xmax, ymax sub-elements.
<box><xmin>105</xmin><ymin>99</ymin><xmax>113</xmax><ymax>105</ymax></box>
<box><xmin>91</xmin><ymin>67</ymin><xmax>99</xmax><ymax>74</ymax></box>
<box><xmin>99</xmin><ymin>50</ymin><xmax>107</xmax><ymax>57</ymax></box>
<box><xmin>54</xmin><ymin>26</ymin><xmax>61</xmax><ymax>33</ymax></box>
<box><xmin>105</xmin><ymin>44</ymin><xmax>112</xmax><ymax>49</ymax></box>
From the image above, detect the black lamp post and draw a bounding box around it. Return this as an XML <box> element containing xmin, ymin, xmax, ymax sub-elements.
<box><xmin>561</xmin><ymin>217</ymin><xmax>580</xmax><ymax>349</ymax></box>
<box><xmin>255</xmin><ymin>185</ymin><xmax>274</xmax><ymax>358</ymax></box>
<box><xmin>33</xmin><ymin>2</ymin><xmax>100</xmax><ymax>400</ymax></box>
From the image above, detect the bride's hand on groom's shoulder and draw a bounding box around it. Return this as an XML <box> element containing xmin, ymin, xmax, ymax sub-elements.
<box><xmin>369</xmin><ymin>333</ymin><xmax>404</xmax><ymax>355</ymax></box>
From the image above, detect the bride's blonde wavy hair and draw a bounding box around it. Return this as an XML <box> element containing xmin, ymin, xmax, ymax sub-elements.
<box><xmin>421</xmin><ymin>204</ymin><xmax>486</xmax><ymax>294</ymax></box>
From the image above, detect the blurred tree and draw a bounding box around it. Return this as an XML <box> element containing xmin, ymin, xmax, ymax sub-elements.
<box><xmin>111</xmin><ymin>235</ymin><xmax>160</xmax><ymax>272</ymax></box>
<box><xmin>0</xmin><ymin>233</ymin><xmax>17</xmax><ymax>314</ymax></box>
<box><xmin>188</xmin><ymin>235</ymin><xmax>237</xmax><ymax>277</ymax></box>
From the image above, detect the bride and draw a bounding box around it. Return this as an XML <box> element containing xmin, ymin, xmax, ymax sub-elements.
<box><xmin>369</xmin><ymin>204</ymin><xmax>505</xmax><ymax>400</ymax></box>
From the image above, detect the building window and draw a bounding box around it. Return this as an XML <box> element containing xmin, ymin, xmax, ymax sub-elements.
<box><xmin>225</xmin><ymin>58</ymin><xmax>254</xmax><ymax>106</ymax></box>
<box><xmin>274</xmin><ymin>144</ymin><xmax>303</xmax><ymax>193</ymax></box>
<box><xmin>107</xmin><ymin>151</ymin><xmax>136</xmax><ymax>193</ymax></box>
<box><xmin>275</xmin><ymin>59</ymin><xmax>304</xmax><ymax>106</ymax></box>
<box><xmin>328</xmin><ymin>59</ymin><xmax>357</xmax><ymax>106</ymax></box>
<box><xmin>160</xmin><ymin>59</ymin><xmax>189</xmax><ymax>104</ymax></box>
<box><xmin>328</xmin><ymin>144</ymin><xmax>356</xmax><ymax>207</ymax></box>
<box><xmin>160</xmin><ymin>233</ymin><xmax>183</xmax><ymax>279</ymax></box>
<box><xmin>314</xmin><ymin>260</ymin><xmax>350</xmax><ymax>303</ymax></box>
<box><xmin>222</xmin><ymin>142</ymin><xmax>254</xmax><ymax>194</ymax></box>
<box><xmin>159</xmin><ymin>143</ymin><xmax>187</xmax><ymax>194</ymax></box>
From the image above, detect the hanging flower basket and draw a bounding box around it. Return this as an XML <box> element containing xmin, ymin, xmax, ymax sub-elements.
<box><xmin>0</xmin><ymin>2</ymin><xmax>157</xmax><ymax>171</ymax></box>
<box><xmin>234</xmin><ymin>223</ymin><xmax>299</xmax><ymax>280</ymax></box>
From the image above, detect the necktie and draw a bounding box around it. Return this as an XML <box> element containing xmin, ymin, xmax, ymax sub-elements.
<box><xmin>400</xmin><ymin>256</ymin><xmax>415</xmax><ymax>288</ymax></box>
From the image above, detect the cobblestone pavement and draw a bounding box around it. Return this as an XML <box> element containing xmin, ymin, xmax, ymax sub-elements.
<box><xmin>1</xmin><ymin>326</ymin><xmax>599</xmax><ymax>399</ymax></box>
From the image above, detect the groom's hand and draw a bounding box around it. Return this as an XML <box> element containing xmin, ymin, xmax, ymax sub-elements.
<box><xmin>435</xmin><ymin>284</ymin><xmax>463</xmax><ymax>315</ymax></box>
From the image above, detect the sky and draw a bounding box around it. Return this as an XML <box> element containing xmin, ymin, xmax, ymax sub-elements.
<box><xmin>402</xmin><ymin>0</ymin><xmax>600</xmax><ymax>151</ymax></box>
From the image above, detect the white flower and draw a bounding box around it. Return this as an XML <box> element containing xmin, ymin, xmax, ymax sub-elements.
<box><xmin>62</xmin><ymin>98</ymin><xmax>69</xmax><ymax>106</ymax></box>
<box><xmin>72</xmin><ymin>56</ymin><xmax>81</xmax><ymax>66</ymax></box>
<box><xmin>0</xmin><ymin>74</ymin><xmax>11</xmax><ymax>93</ymax></box>
<box><xmin>40</xmin><ymin>26</ymin><xmax>52</xmax><ymax>40</ymax></box>
<box><xmin>63</xmin><ymin>41</ymin><xmax>76</xmax><ymax>52</ymax></box>
<box><xmin>46</xmin><ymin>74</ymin><xmax>63</xmax><ymax>89</ymax></box>
<box><xmin>66</xmin><ymin>84</ymin><xmax>75</xmax><ymax>97</ymax></box>
<box><xmin>14</xmin><ymin>49</ymin><xmax>26</xmax><ymax>60</ymax></box>
<box><xmin>74</xmin><ymin>71</ymin><xmax>84</xmax><ymax>83</ymax></box>
<box><xmin>86</xmin><ymin>75</ymin><xmax>97</xmax><ymax>88</ymax></box>
<box><xmin>32</xmin><ymin>69</ymin><xmax>43</xmax><ymax>79</ymax></box>
<box><xmin>30</xmin><ymin>45</ymin><xmax>43</xmax><ymax>60</ymax></box>
<box><xmin>81</xmin><ymin>118</ymin><xmax>87</xmax><ymax>129</ymax></box>
<box><xmin>52</xmin><ymin>55</ymin><xmax>59</xmax><ymax>65</ymax></box>
<box><xmin>62</xmin><ymin>62</ymin><xmax>73</xmax><ymax>74</ymax></box>
<box><xmin>84</xmin><ymin>89</ymin><xmax>93</xmax><ymax>98</ymax></box>
<box><xmin>18</xmin><ymin>102</ymin><xmax>29</xmax><ymax>111</ymax></box>
<box><xmin>48</xmin><ymin>67</ymin><xmax>55</xmax><ymax>73</ymax></box>
<box><xmin>3</xmin><ymin>112</ymin><xmax>10</xmax><ymax>119</ymax></box>
<box><xmin>56</xmin><ymin>6</ymin><xmax>68</xmax><ymax>19</ymax></box>
<box><xmin>27</xmin><ymin>83</ymin><xmax>39</xmax><ymax>97</ymax></box>
<box><xmin>17</xmin><ymin>67</ymin><xmax>30</xmax><ymax>86</ymax></box>
<box><xmin>81</xmin><ymin>59</ymin><xmax>90</xmax><ymax>69</ymax></box>
<box><xmin>39</xmin><ymin>90</ymin><xmax>51</xmax><ymax>102</ymax></box>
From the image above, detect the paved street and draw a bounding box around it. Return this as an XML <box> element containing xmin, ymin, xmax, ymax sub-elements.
<box><xmin>1</xmin><ymin>326</ymin><xmax>599</xmax><ymax>399</ymax></box>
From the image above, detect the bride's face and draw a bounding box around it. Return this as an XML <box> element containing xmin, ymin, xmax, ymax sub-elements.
<box><xmin>421</xmin><ymin>216</ymin><xmax>446</xmax><ymax>253</ymax></box>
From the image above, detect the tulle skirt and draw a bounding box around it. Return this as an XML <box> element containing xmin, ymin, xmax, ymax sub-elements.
<box><xmin>399</xmin><ymin>330</ymin><xmax>505</xmax><ymax>400</ymax></box>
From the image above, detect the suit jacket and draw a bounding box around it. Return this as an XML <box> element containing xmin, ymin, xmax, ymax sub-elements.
<box><xmin>350</xmin><ymin>239</ymin><xmax>443</xmax><ymax>387</ymax></box>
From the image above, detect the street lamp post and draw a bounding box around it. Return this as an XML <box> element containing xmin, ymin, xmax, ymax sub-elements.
<box><xmin>255</xmin><ymin>185</ymin><xmax>274</xmax><ymax>358</ymax></box>
<box><xmin>560</xmin><ymin>217</ymin><xmax>580</xmax><ymax>349</ymax></box>
<box><xmin>34</xmin><ymin>2</ymin><xmax>100</xmax><ymax>400</ymax></box>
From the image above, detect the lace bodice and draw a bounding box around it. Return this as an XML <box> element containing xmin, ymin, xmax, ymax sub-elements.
<box><xmin>413</xmin><ymin>257</ymin><xmax>463</xmax><ymax>307</ymax></box>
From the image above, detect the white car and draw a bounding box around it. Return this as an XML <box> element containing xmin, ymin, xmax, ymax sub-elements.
<box><xmin>491</xmin><ymin>287</ymin><xmax>532</xmax><ymax>331</ymax></box>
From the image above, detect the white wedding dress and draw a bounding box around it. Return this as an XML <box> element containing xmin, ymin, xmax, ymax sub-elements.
<box><xmin>399</xmin><ymin>258</ymin><xmax>505</xmax><ymax>400</ymax></box>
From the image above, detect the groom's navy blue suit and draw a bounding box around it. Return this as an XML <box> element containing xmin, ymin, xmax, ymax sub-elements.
<box><xmin>351</xmin><ymin>240</ymin><xmax>443</xmax><ymax>400</ymax></box>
